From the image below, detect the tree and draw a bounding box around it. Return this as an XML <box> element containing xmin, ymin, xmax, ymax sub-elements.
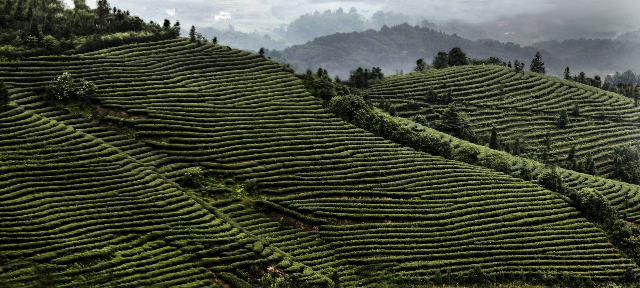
<box><xmin>571</xmin><ymin>102</ymin><xmax>580</xmax><ymax>116</ymax></box>
<box><xmin>507</xmin><ymin>61</ymin><xmax>512</xmax><ymax>68</ymax></box>
<box><xmin>577</xmin><ymin>72</ymin><xmax>587</xmax><ymax>84</ymax></box>
<box><xmin>97</xmin><ymin>0</ymin><xmax>111</xmax><ymax>19</ymax></box>
<box><xmin>426</xmin><ymin>87</ymin><xmax>438</xmax><ymax>103</ymax></box>
<box><xmin>575</xmin><ymin>188</ymin><xmax>616</xmax><ymax>225</ymax></box>
<box><xmin>173</xmin><ymin>20</ymin><xmax>181</xmax><ymax>36</ymax></box>
<box><xmin>0</xmin><ymin>80</ymin><xmax>9</xmax><ymax>113</ymax></box>
<box><xmin>413</xmin><ymin>58</ymin><xmax>427</xmax><ymax>72</ymax></box>
<box><xmin>564</xmin><ymin>67</ymin><xmax>571</xmax><ymax>80</ymax></box>
<box><xmin>259</xmin><ymin>47</ymin><xmax>265</xmax><ymax>58</ymax></box>
<box><xmin>529</xmin><ymin>51</ymin><xmax>546</xmax><ymax>74</ymax></box>
<box><xmin>189</xmin><ymin>25</ymin><xmax>196</xmax><ymax>42</ymax></box>
<box><xmin>538</xmin><ymin>167</ymin><xmax>565</xmax><ymax>193</ymax></box>
<box><xmin>73</xmin><ymin>0</ymin><xmax>89</xmax><ymax>10</ymax></box>
<box><xmin>514</xmin><ymin>59</ymin><xmax>523</xmax><ymax>73</ymax></box>
<box><xmin>489</xmin><ymin>126</ymin><xmax>500</xmax><ymax>150</ymax></box>
<box><xmin>432</xmin><ymin>51</ymin><xmax>448</xmax><ymax>69</ymax></box>
<box><xmin>163</xmin><ymin>19</ymin><xmax>171</xmax><ymax>28</ymax></box>
<box><xmin>447</xmin><ymin>47</ymin><xmax>469</xmax><ymax>67</ymax></box>
<box><xmin>567</xmin><ymin>146</ymin><xmax>577</xmax><ymax>170</ymax></box>
<box><xmin>557</xmin><ymin>109</ymin><xmax>568</xmax><ymax>128</ymax></box>
<box><xmin>212</xmin><ymin>37</ymin><xmax>217</xmax><ymax>44</ymax></box>
<box><xmin>47</xmin><ymin>72</ymin><xmax>75</xmax><ymax>101</ymax></box>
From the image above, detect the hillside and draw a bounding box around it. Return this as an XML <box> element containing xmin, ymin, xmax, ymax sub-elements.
<box><xmin>367</xmin><ymin>65</ymin><xmax>640</xmax><ymax>189</ymax></box>
<box><xmin>266</xmin><ymin>23</ymin><xmax>564</xmax><ymax>78</ymax></box>
<box><xmin>2</xmin><ymin>38</ymin><xmax>639</xmax><ymax>287</ymax></box>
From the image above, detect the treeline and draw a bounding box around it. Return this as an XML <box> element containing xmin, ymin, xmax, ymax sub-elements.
<box><xmin>266</xmin><ymin>23</ymin><xmax>562</xmax><ymax>79</ymax></box>
<box><xmin>562</xmin><ymin>67</ymin><xmax>640</xmax><ymax>100</ymax></box>
<box><xmin>532</xmin><ymin>38</ymin><xmax>640</xmax><ymax>74</ymax></box>
<box><xmin>0</xmin><ymin>0</ymin><xmax>179</xmax><ymax>60</ymax></box>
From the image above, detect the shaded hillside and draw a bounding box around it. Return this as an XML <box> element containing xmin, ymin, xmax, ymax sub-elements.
<box><xmin>368</xmin><ymin>65</ymin><xmax>640</xmax><ymax>187</ymax></box>
<box><xmin>1</xmin><ymin>39</ymin><xmax>637</xmax><ymax>286</ymax></box>
<box><xmin>266</xmin><ymin>23</ymin><xmax>565</xmax><ymax>78</ymax></box>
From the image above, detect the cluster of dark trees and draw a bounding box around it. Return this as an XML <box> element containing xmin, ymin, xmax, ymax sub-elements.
<box><xmin>562</xmin><ymin>67</ymin><xmax>640</xmax><ymax>100</ymax></box>
<box><xmin>0</xmin><ymin>0</ymin><xmax>179</xmax><ymax>60</ymax></box>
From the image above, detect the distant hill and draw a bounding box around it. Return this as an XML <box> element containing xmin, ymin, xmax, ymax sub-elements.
<box><xmin>267</xmin><ymin>23</ymin><xmax>564</xmax><ymax>78</ymax></box>
<box><xmin>532</xmin><ymin>38</ymin><xmax>640</xmax><ymax>76</ymax></box>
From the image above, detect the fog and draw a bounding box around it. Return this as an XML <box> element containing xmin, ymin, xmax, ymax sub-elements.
<box><xmin>66</xmin><ymin>0</ymin><xmax>640</xmax><ymax>45</ymax></box>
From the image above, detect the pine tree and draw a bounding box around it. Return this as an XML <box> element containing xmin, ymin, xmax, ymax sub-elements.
<box><xmin>426</xmin><ymin>87</ymin><xmax>437</xmax><ymax>103</ymax></box>
<box><xmin>489</xmin><ymin>126</ymin><xmax>500</xmax><ymax>150</ymax></box>
<box><xmin>567</xmin><ymin>146</ymin><xmax>577</xmax><ymax>170</ymax></box>
<box><xmin>212</xmin><ymin>36</ymin><xmax>217</xmax><ymax>44</ymax></box>
<box><xmin>529</xmin><ymin>51</ymin><xmax>546</xmax><ymax>74</ymax></box>
<box><xmin>507</xmin><ymin>61</ymin><xmax>512</xmax><ymax>68</ymax></box>
<box><xmin>564</xmin><ymin>67</ymin><xmax>571</xmax><ymax>80</ymax></box>
<box><xmin>572</xmin><ymin>102</ymin><xmax>580</xmax><ymax>116</ymax></box>
<box><xmin>189</xmin><ymin>25</ymin><xmax>196</xmax><ymax>42</ymax></box>
<box><xmin>557</xmin><ymin>109</ymin><xmax>569</xmax><ymax>128</ymax></box>
<box><xmin>259</xmin><ymin>47</ymin><xmax>265</xmax><ymax>58</ymax></box>
<box><xmin>0</xmin><ymin>80</ymin><xmax>9</xmax><ymax>113</ymax></box>
<box><xmin>545</xmin><ymin>131</ymin><xmax>552</xmax><ymax>150</ymax></box>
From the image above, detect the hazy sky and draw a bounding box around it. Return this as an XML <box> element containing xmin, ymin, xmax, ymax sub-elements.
<box><xmin>67</xmin><ymin>0</ymin><xmax>640</xmax><ymax>39</ymax></box>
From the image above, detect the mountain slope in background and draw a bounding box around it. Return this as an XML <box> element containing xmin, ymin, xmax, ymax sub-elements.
<box><xmin>267</xmin><ymin>23</ymin><xmax>563</xmax><ymax>78</ymax></box>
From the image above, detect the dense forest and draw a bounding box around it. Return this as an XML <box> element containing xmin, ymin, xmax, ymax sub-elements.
<box><xmin>266</xmin><ymin>23</ymin><xmax>562</xmax><ymax>78</ymax></box>
<box><xmin>0</xmin><ymin>0</ymin><xmax>179</xmax><ymax>60</ymax></box>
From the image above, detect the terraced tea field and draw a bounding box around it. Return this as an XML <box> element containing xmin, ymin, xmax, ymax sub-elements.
<box><xmin>1</xmin><ymin>39</ymin><xmax>639</xmax><ymax>286</ymax></box>
<box><xmin>367</xmin><ymin>65</ymin><xmax>640</xmax><ymax>177</ymax></box>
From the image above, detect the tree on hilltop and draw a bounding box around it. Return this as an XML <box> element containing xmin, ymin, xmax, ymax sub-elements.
<box><xmin>432</xmin><ymin>52</ymin><xmax>448</xmax><ymax>69</ymax></box>
<box><xmin>189</xmin><ymin>25</ymin><xmax>196</xmax><ymax>42</ymax></box>
<box><xmin>447</xmin><ymin>47</ymin><xmax>469</xmax><ymax>67</ymax></box>
<box><xmin>163</xmin><ymin>19</ymin><xmax>171</xmax><ymax>28</ymax></box>
<box><xmin>530</xmin><ymin>51</ymin><xmax>546</xmax><ymax>74</ymax></box>
<box><xmin>564</xmin><ymin>67</ymin><xmax>571</xmax><ymax>80</ymax></box>
<box><xmin>414</xmin><ymin>58</ymin><xmax>428</xmax><ymax>72</ymax></box>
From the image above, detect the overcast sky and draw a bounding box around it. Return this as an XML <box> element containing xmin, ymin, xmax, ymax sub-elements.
<box><xmin>68</xmin><ymin>0</ymin><xmax>640</xmax><ymax>40</ymax></box>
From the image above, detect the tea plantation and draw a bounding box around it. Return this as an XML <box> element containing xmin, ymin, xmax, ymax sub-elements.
<box><xmin>1</xmin><ymin>39</ymin><xmax>639</xmax><ymax>287</ymax></box>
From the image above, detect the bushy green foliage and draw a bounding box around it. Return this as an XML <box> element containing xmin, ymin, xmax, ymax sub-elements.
<box><xmin>575</xmin><ymin>188</ymin><xmax>617</xmax><ymax>225</ymax></box>
<box><xmin>45</xmin><ymin>72</ymin><xmax>97</xmax><ymax>102</ymax></box>
<box><xmin>612</xmin><ymin>144</ymin><xmax>640</xmax><ymax>184</ymax></box>
<box><xmin>453</xmin><ymin>144</ymin><xmax>480</xmax><ymax>165</ymax></box>
<box><xmin>182</xmin><ymin>167</ymin><xmax>204</xmax><ymax>188</ymax></box>
<box><xmin>537</xmin><ymin>167</ymin><xmax>565</xmax><ymax>194</ymax></box>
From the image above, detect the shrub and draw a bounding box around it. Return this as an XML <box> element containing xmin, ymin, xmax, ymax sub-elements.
<box><xmin>181</xmin><ymin>167</ymin><xmax>204</xmax><ymax>188</ymax></box>
<box><xmin>453</xmin><ymin>144</ymin><xmax>480</xmax><ymax>165</ymax></box>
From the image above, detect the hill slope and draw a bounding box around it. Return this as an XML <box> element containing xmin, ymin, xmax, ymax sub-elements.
<box><xmin>0</xmin><ymin>39</ymin><xmax>638</xmax><ymax>286</ymax></box>
<box><xmin>266</xmin><ymin>23</ymin><xmax>564</xmax><ymax>78</ymax></box>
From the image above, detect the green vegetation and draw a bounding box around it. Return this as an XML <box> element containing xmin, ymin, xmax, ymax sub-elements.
<box><xmin>2</xmin><ymin>37</ymin><xmax>640</xmax><ymax>287</ymax></box>
<box><xmin>3</xmin><ymin>3</ymin><xmax>640</xmax><ymax>286</ymax></box>
<box><xmin>0</xmin><ymin>0</ymin><xmax>179</xmax><ymax>61</ymax></box>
